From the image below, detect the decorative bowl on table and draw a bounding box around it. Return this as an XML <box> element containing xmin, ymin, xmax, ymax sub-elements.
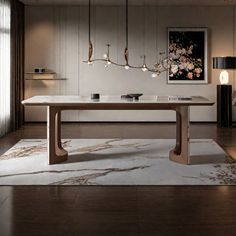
<box><xmin>121</xmin><ymin>93</ymin><xmax>143</xmax><ymax>101</ymax></box>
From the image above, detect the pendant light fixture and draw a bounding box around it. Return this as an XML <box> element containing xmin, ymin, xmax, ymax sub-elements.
<box><xmin>87</xmin><ymin>0</ymin><xmax>93</xmax><ymax>66</ymax></box>
<box><xmin>83</xmin><ymin>0</ymin><xmax>171</xmax><ymax>77</ymax></box>
<box><xmin>141</xmin><ymin>1</ymin><xmax>147</xmax><ymax>73</ymax></box>
<box><xmin>141</xmin><ymin>56</ymin><xmax>147</xmax><ymax>72</ymax></box>
<box><xmin>124</xmin><ymin>0</ymin><xmax>130</xmax><ymax>70</ymax></box>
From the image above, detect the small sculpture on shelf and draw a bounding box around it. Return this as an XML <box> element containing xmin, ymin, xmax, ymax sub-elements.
<box><xmin>34</xmin><ymin>68</ymin><xmax>45</xmax><ymax>73</ymax></box>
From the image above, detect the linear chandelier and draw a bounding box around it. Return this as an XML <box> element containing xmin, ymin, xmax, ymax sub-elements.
<box><xmin>83</xmin><ymin>0</ymin><xmax>171</xmax><ymax>78</ymax></box>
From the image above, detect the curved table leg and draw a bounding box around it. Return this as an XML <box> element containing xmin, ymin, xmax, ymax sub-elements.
<box><xmin>169</xmin><ymin>106</ymin><xmax>190</xmax><ymax>165</ymax></box>
<box><xmin>47</xmin><ymin>106</ymin><xmax>68</xmax><ymax>164</ymax></box>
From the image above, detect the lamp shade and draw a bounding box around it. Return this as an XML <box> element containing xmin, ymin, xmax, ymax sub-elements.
<box><xmin>213</xmin><ymin>57</ymin><xmax>236</xmax><ymax>69</ymax></box>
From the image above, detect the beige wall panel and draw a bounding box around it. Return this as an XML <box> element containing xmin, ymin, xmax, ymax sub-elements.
<box><xmin>25</xmin><ymin>6</ymin><xmax>235</xmax><ymax>122</ymax></box>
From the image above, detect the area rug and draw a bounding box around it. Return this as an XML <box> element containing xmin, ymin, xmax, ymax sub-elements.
<box><xmin>0</xmin><ymin>139</ymin><xmax>235</xmax><ymax>185</ymax></box>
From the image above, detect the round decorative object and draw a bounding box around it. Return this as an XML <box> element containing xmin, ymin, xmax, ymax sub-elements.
<box><xmin>127</xmin><ymin>93</ymin><xmax>143</xmax><ymax>100</ymax></box>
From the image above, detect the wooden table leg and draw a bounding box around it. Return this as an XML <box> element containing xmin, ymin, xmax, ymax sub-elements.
<box><xmin>169</xmin><ymin>106</ymin><xmax>190</xmax><ymax>165</ymax></box>
<box><xmin>47</xmin><ymin>106</ymin><xmax>68</xmax><ymax>164</ymax></box>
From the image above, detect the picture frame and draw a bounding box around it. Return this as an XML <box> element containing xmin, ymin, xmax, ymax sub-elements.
<box><xmin>167</xmin><ymin>27</ymin><xmax>208</xmax><ymax>84</ymax></box>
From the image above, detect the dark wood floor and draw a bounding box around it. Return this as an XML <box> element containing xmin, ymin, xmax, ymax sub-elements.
<box><xmin>0</xmin><ymin>123</ymin><xmax>236</xmax><ymax>236</ymax></box>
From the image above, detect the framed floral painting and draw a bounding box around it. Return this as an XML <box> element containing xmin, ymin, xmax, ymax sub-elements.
<box><xmin>168</xmin><ymin>27</ymin><xmax>208</xmax><ymax>84</ymax></box>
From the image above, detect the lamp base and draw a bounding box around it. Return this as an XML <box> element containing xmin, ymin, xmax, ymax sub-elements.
<box><xmin>217</xmin><ymin>85</ymin><xmax>232</xmax><ymax>127</ymax></box>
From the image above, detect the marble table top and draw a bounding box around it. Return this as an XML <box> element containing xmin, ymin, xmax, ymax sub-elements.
<box><xmin>22</xmin><ymin>95</ymin><xmax>214</xmax><ymax>107</ymax></box>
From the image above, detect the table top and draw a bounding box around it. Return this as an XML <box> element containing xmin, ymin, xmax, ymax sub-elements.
<box><xmin>22</xmin><ymin>95</ymin><xmax>214</xmax><ymax>109</ymax></box>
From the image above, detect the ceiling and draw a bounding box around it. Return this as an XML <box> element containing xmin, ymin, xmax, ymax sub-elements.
<box><xmin>20</xmin><ymin>0</ymin><xmax>236</xmax><ymax>6</ymax></box>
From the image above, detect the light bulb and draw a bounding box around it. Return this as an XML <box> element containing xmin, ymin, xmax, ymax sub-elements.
<box><xmin>103</xmin><ymin>53</ymin><xmax>108</xmax><ymax>59</ymax></box>
<box><xmin>87</xmin><ymin>60</ymin><xmax>93</xmax><ymax>66</ymax></box>
<box><xmin>142</xmin><ymin>66</ymin><xmax>147</xmax><ymax>72</ymax></box>
<box><xmin>105</xmin><ymin>60</ymin><xmax>111</xmax><ymax>68</ymax></box>
<box><xmin>219</xmin><ymin>70</ymin><xmax>229</xmax><ymax>84</ymax></box>
<box><xmin>125</xmin><ymin>65</ymin><xmax>130</xmax><ymax>70</ymax></box>
<box><xmin>151</xmin><ymin>73</ymin><xmax>157</xmax><ymax>78</ymax></box>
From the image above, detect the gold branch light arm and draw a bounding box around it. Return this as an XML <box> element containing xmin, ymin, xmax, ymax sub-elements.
<box><xmin>88</xmin><ymin>41</ymin><xmax>93</xmax><ymax>65</ymax></box>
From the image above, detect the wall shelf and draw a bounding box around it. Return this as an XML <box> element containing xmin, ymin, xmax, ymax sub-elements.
<box><xmin>25</xmin><ymin>71</ymin><xmax>65</xmax><ymax>80</ymax></box>
<box><xmin>25</xmin><ymin>72</ymin><xmax>56</xmax><ymax>74</ymax></box>
<box><xmin>25</xmin><ymin>78</ymin><xmax>67</xmax><ymax>81</ymax></box>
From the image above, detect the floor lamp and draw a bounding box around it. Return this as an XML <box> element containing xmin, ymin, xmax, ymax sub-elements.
<box><xmin>213</xmin><ymin>57</ymin><xmax>236</xmax><ymax>127</ymax></box>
